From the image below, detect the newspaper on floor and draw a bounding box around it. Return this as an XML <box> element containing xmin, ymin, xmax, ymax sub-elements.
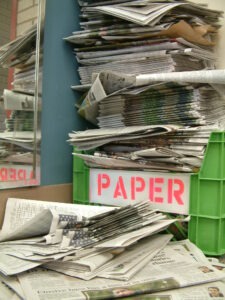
<box><xmin>0</xmin><ymin>280</ymin><xmax>21</xmax><ymax>300</ymax></box>
<box><xmin>0</xmin><ymin>242</ymin><xmax>216</xmax><ymax>299</ymax></box>
<box><xmin>97</xmin><ymin>234</ymin><xmax>172</xmax><ymax>281</ymax></box>
<box><xmin>132</xmin><ymin>281</ymin><xmax>225</xmax><ymax>299</ymax></box>
<box><xmin>0</xmin><ymin>198</ymin><xmax>116</xmax><ymax>243</ymax></box>
<box><xmin>17</xmin><ymin>239</ymin><xmax>225</xmax><ymax>300</ymax></box>
<box><xmin>44</xmin><ymin>233</ymin><xmax>172</xmax><ymax>280</ymax></box>
<box><xmin>0</xmin><ymin>198</ymin><xmax>177</xmax><ymax>276</ymax></box>
<box><xmin>0</xmin><ymin>273</ymin><xmax>25</xmax><ymax>299</ymax></box>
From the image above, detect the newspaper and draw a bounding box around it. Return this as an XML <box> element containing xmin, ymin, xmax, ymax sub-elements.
<box><xmin>131</xmin><ymin>147</ymin><xmax>185</xmax><ymax>158</ymax></box>
<box><xmin>2</xmin><ymin>152</ymin><xmax>41</xmax><ymax>164</ymax></box>
<box><xmin>136</xmin><ymin>69</ymin><xmax>225</xmax><ymax>86</ymax></box>
<box><xmin>17</xmin><ymin>240</ymin><xmax>225</xmax><ymax>300</ymax></box>
<box><xmin>70</xmin><ymin>124</ymin><xmax>217</xmax><ymax>172</ymax></box>
<box><xmin>0</xmin><ymin>131</ymin><xmax>41</xmax><ymax>142</ymax></box>
<box><xmin>0</xmin><ymin>198</ymin><xmax>115</xmax><ymax>234</ymax></box>
<box><xmin>0</xmin><ymin>280</ymin><xmax>21</xmax><ymax>300</ymax></box>
<box><xmin>73</xmin><ymin>152</ymin><xmax>194</xmax><ymax>172</ymax></box>
<box><xmin>70</xmin><ymin>122</ymin><xmax>221</xmax><ymax>172</ymax></box>
<box><xmin>0</xmin><ymin>253</ymin><xmax>42</xmax><ymax>276</ymax></box>
<box><xmin>0</xmin><ymin>199</ymin><xmax>176</xmax><ymax>277</ymax></box>
<box><xmin>0</xmin><ymin>24</ymin><xmax>37</xmax><ymax>68</ymax></box>
<box><xmin>3</xmin><ymin>89</ymin><xmax>41</xmax><ymax>111</ymax></box>
<box><xmin>0</xmin><ymin>198</ymin><xmax>115</xmax><ymax>242</ymax></box>
<box><xmin>77</xmin><ymin>70</ymin><xmax>225</xmax><ymax>125</ymax></box>
<box><xmin>97</xmin><ymin>83</ymin><xmax>225</xmax><ymax>128</ymax></box>
<box><xmin>78</xmin><ymin>71</ymin><xmax>135</xmax><ymax>124</ymax></box>
<box><xmin>85</xmin><ymin>2</ymin><xmax>222</xmax><ymax>27</ymax></box>
<box><xmin>68</xmin><ymin>124</ymin><xmax>178</xmax><ymax>150</ymax></box>
<box><xmin>0</xmin><ymin>273</ymin><xmax>25</xmax><ymax>299</ymax></box>
<box><xmin>1</xmin><ymin>199</ymin><xmax>224</xmax><ymax>299</ymax></box>
<box><xmin>135</xmin><ymin>282</ymin><xmax>225</xmax><ymax>299</ymax></box>
<box><xmin>0</xmin><ymin>209</ymin><xmax>56</xmax><ymax>243</ymax></box>
<box><xmin>98</xmin><ymin>234</ymin><xmax>172</xmax><ymax>281</ymax></box>
<box><xmin>0</xmin><ymin>131</ymin><xmax>41</xmax><ymax>151</ymax></box>
<box><xmin>44</xmin><ymin>234</ymin><xmax>172</xmax><ymax>280</ymax></box>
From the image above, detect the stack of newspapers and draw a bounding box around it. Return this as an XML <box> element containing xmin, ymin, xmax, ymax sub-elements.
<box><xmin>68</xmin><ymin>119</ymin><xmax>219</xmax><ymax>172</ymax></box>
<box><xmin>1</xmin><ymin>198</ymin><xmax>225</xmax><ymax>299</ymax></box>
<box><xmin>0</xmin><ymin>24</ymin><xmax>42</xmax><ymax>164</ymax></box>
<box><xmin>66</xmin><ymin>0</ymin><xmax>225</xmax><ymax>172</ymax></box>
<box><xmin>66</xmin><ymin>0</ymin><xmax>222</xmax><ymax>89</ymax></box>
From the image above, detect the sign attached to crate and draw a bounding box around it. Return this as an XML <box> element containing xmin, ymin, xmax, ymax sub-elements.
<box><xmin>90</xmin><ymin>169</ymin><xmax>190</xmax><ymax>214</ymax></box>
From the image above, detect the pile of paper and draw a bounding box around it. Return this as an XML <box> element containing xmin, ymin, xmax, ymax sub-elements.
<box><xmin>1</xmin><ymin>198</ymin><xmax>225</xmax><ymax>299</ymax></box>
<box><xmin>65</xmin><ymin>1</ymin><xmax>225</xmax><ymax>173</ymax></box>
<box><xmin>0</xmin><ymin>24</ymin><xmax>42</xmax><ymax>94</ymax></box>
<box><xmin>97</xmin><ymin>82</ymin><xmax>225</xmax><ymax>128</ymax></box>
<box><xmin>0</xmin><ymin>25</ymin><xmax>37</xmax><ymax>68</ymax></box>
<box><xmin>68</xmin><ymin>124</ymin><xmax>178</xmax><ymax>149</ymax></box>
<box><xmin>69</xmin><ymin>123</ymin><xmax>219</xmax><ymax>172</ymax></box>
<box><xmin>74</xmin><ymin>69</ymin><xmax>225</xmax><ymax>126</ymax></box>
<box><xmin>0</xmin><ymin>198</ymin><xmax>175</xmax><ymax>276</ymax></box>
<box><xmin>66</xmin><ymin>0</ymin><xmax>222</xmax><ymax>89</ymax></box>
<box><xmin>0</xmin><ymin>24</ymin><xmax>42</xmax><ymax>165</ymax></box>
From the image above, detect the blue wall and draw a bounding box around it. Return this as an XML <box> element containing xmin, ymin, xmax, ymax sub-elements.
<box><xmin>41</xmin><ymin>0</ymin><xmax>87</xmax><ymax>185</ymax></box>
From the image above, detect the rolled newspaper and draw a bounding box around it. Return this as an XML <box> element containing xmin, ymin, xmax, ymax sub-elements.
<box><xmin>136</xmin><ymin>69</ymin><xmax>225</xmax><ymax>86</ymax></box>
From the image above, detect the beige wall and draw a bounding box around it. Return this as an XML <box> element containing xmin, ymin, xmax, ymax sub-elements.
<box><xmin>0</xmin><ymin>1</ymin><xmax>12</xmax><ymax>97</ymax></box>
<box><xmin>17</xmin><ymin>0</ymin><xmax>38</xmax><ymax>36</ymax></box>
<box><xmin>0</xmin><ymin>1</ymin><xmax>11</xmax><ymax>46</ymax></box>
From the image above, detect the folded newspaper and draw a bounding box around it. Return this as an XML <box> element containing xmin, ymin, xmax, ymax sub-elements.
<box><xmin>69</xmin><ymin>125</ymin><xmax>217</xmax><ymax>172</ymax></box>
<box><xmin>68</xmin><ymin>124</ymin><xmax>179</xmax><ymax>150</ymax></box>
<box><xmin>0</xmin><ymin>198</ymin><xmax>225</xmax><ymax>299</ymax></box>
<box><xmin>0</xmin><ymin>198</ymin><xmax>176</xmax><ymax>277</ymax></box>
<box><xmin>77</xmin><ymin>70</ymin><xmax>225</xmax><ymax>125</ymax></box>
<box><xmin>5</xmin><ymin>240</ymin><xmax>225</xmax><ymax>300</ymax></box>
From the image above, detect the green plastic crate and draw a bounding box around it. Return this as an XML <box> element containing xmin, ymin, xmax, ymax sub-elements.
<box><xmin>198</xmin><ymin>131</ymin><xmax>225</xmax><ymax>179</ymax></box>
<box><xmin>188</xmin><ymin>216</ymin><xmax>225</xmax><ymax>256</ymax></box>
<box><xmin>73</xmin><ymin>148</ymin><xmax>102</xmax><ymax>206</ymax></box>
<box><xmin>73</xmin><ymin>132</ymin><xmax>225</xmax><ymax>255</ymax></box>
<box><xmin>73</xmin><ymin>149</ymin><xmax>90</xmax><ymax>205</ymax></box>
<box><xmin>188</xmin><ymin>131</ymin><xmax>225</xmax><ymax>255</ymax></box>
<box><xmin>189</xmin><ymin>175</ymin><xmax>225</xmax><ymax>218</ymax></box>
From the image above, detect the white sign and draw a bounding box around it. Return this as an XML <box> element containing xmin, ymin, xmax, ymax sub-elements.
<box><xmin>90</xmin><ymin>169</ymin><xmax>190</xmax><ymax>214</ymax></box>
<box><xmin>0</xmin><ymin>164</ymin><xmax>40</xmax><ymax>189</ymax></box>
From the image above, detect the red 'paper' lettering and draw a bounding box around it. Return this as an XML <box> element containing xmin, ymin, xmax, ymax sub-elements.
<box><xmin>98</xmin><ymin>173</ymin><xmax>110</xmax><ymax>195</ymax></box>
<box><xmin>131</xmin><ymin>176</ymin><xmax>145</xmax><ymax>200</ymax></box>
<box><xmin>113</xmin><ymin>176</ymin><xmax>127</xmax><ymax>199</ymax></box>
